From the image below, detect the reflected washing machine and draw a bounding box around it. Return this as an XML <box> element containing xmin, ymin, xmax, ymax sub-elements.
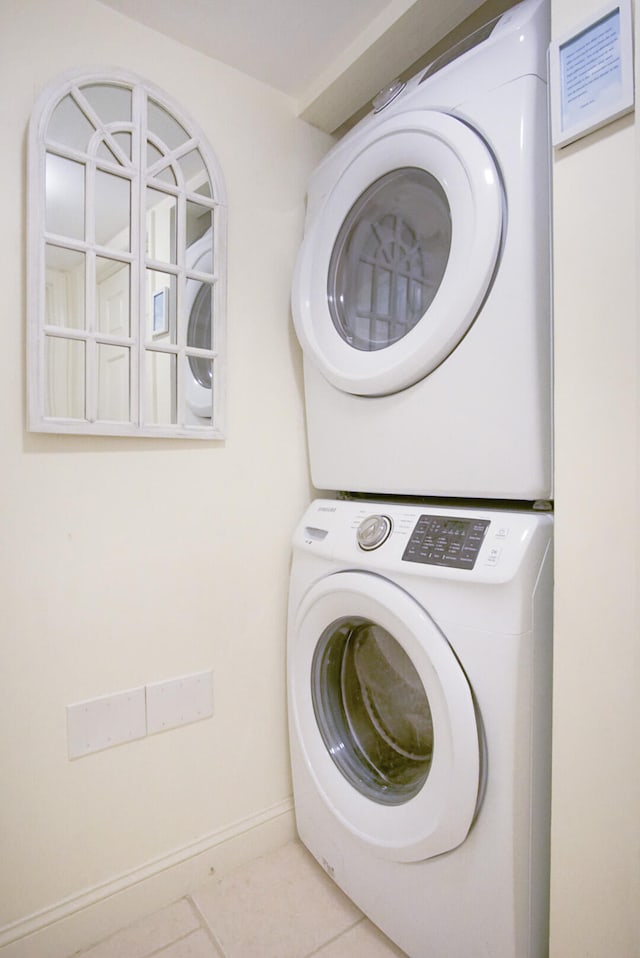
<box><xmin>292</xmin><ymin>0</ymin><xmax>552</xmax><ymax>500</ymax></box>
<box><xmin>185</xmin><ymin>227</ymin><xmax>213</xmax><ymax>420</ymax></box>
<box><xmin>287</xmin><ymin>497</ymin><xmax>553</xmax><ymax>957</ymax></box>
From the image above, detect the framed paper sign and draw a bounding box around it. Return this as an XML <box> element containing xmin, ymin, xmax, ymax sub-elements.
<box><xmin>549</xmin><ymin>0</ymin><xmax>634</xmax><ymax>148</ymax></box>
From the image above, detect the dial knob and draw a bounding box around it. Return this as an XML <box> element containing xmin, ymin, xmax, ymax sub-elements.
<box><xmin>357</xmin><ymin>514</ymin><xmax>392</xmax><ymax>551</ymax></box>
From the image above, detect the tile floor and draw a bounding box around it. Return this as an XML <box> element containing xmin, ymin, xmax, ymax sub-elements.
<box><xmin>70</xmin><ymin>841</ymin><xmax>408</xmax><ymax>958</ymax></box>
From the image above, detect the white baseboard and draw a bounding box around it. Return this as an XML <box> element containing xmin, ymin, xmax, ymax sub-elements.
<box><xmin>0</xmin><ymin>798</ymin><xmax>296</xmax><ymax>958</ymax></box>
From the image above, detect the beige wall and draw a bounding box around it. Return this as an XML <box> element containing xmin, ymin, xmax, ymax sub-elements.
<box><xmin>0</xmin><ymin>1</ymin><xmax>331</xmax><ymax>953</ymax></box>
<box><xmin>2</xmin><ymin>0</ymin><xmax>640</xmax><ymax>955</ymax></box>
<box><xmin>550</xmin><ymin>0</ymin><xmax>640</xmax><ymax>955</ymax></box>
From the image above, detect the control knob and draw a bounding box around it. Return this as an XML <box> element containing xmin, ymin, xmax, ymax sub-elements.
<box><xmin>357</xmin><ymin>514</ymin><xmax>392</xmax><ymax>550</ymax></box>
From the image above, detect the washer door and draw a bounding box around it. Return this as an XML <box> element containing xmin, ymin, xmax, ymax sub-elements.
<box><xmin>290</xmin><ymin>571</ymin><xmax>481</xmax><ymax>863</ymax></box>
<box><xmin>292</xmin><ymin>110</ymin><xmax>503</xmax><ymax>396</ymax></box>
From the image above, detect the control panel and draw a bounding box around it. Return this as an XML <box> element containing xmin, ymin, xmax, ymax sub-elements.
<box><xmin>401</xmin><ymin>514</ymin><xmax>490</xmax><ymax>570</ymax></box>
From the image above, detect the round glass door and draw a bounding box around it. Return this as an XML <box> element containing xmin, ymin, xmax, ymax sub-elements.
<box><xmin>312</xmin><ymin>615</ymin><xmax>434</xmax><ymax>805</ymax></box>
<box><xmin>327</xmin><ymin>169</ymin><xmax>451</xmax><ymax>352</ymax></box>
<box><xmin>292</xmin><ymin>110</ymin><xmax>503</xmax><ymax>396</ymax></box>
<box><xmin>291</xmin><ymin>571</ymin><xmax>481</xmax><ymax>862</ymax></box>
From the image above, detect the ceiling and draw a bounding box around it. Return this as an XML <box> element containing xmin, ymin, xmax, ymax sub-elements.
<box><xmin>97</xmin><ymin>0</ymin><xmax>496</xmax><ymax>133</ymax></box>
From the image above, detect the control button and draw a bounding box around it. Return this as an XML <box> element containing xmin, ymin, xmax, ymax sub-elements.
<box><xmin>494</xmin><ymin>526</ymin><xmax>510</xmax><ymax>539</ymax></box>
<box><xmin>372</xmin><ymin>80</ymin><xmax>406</xmax><ymax>112</ymax></box>
<box><xmin>485</xmin><ymin>547</ymin><xmax>501</xmax><ymax>566</ymax></box>
<box><xmin>357</xmin><ymin>514</ymin><xmax>392</xmax><ymax>551</ymax></box>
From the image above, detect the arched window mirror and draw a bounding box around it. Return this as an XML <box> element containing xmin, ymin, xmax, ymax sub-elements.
<box><xmin>28</xmin><ymin>69</ymin><xmax>227</xmax><ymax>438</ymax></box>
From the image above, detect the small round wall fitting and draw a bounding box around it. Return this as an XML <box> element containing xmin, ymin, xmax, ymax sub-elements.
<box><xmin>356</xmin><ymin>514</ymin><xmax>392</xmax><ymax>550</ymax></box>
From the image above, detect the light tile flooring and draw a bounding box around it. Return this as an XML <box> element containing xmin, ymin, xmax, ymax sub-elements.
<box><xmin>71</xmin><ymin>841</ymin><xmax>408</xmax><ymax>958</ymax></box>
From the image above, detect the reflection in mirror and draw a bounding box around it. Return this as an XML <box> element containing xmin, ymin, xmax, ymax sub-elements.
<box><xmin>97</xmin><ymin>258</ymin><xmax>130</xmax><ymax>337</ymax></box>
<box><xmin>96</xmin><ymin>140</ymin><xmax>120</xmax><ymax>165</ymax></box>
<box><xmin>145</xmin><ymin>350</ymin><xmax>176</xmax><ymax>424</ymax></box>
<box><xmin>186</xmin><ymin>202</ymin><xmax>212</xmax><ymax>247</ymax></box>
<box><xmin>179</xmin><ymin>149</ymin><xmax>211</xmax><ymax>197</ymax></box>
<box><xmin>146</xmin><ymin>140</ymin><xmax>163</xmax><ymax>168</ymax></box>
<box><xmin>48</xmin><ymin>95</ymin><xmax>94</xmax><ymax>151</ymax></box>
<box><xmin>146</xmin><ymin>269</ymin><xmax>176</xmax><ymax>341</ymax></box>
<box><xmin>154</xmin><ymin>164</ymin><xmax>177</xmax><ymax>187</ymax></box>
<box><xmin>188</xmin><ymin>354</ymin><xmax>212</xmax><ymax>388</ymax></box>
<box><xmin>46</xmin><ymin>336</ymin><xmax>85</xmax><ymax>418</ymax></box>
<box><xmin>112</xmin><ymin>131</ymin><xmax>132</xmax><ymax>161</ymax></box>
<box><xmin>97</xmin><ymin>344</ymin><xmax>130</xmax><ymax>421</ymax></box>
<box><xmin>186</xmin><ymin>278</ymin><xmax>213</xmax><ymax>421</ymax></box>
<box><xmin>46</xmin><ymin>153</ymin><xmax>84</xmax><ymax>240</ymax></box>
<box><xmin>45</xmin><ymin>245</ymin><xmax>85</xmax><ymax>329</ymax></box>
<box><xmin>185</xmin><ymin>354</ymin><xmax>213</xmax><ymax>420</ymax></box>
<box><xmin>82</xmin><ymin>83</ymin><xmax>132</xmax><ymax>126</ymax></box>
<box><xmin>146</xmin><ymin>187</ymin><xmax>176</xmax><ymax>263</ymax></box>
<box><xmin>186</xmin><ymin>279</ymin><xmax>212</xmax><ymax>351</ymax></box>
<box><xmin>96</xmin><ymin>170</ymin><xmax>131</xmax><ymax>251</ymax></box>
<box><xmin>147</xmin><ymin>99</ymin><xmax>189</xmax><ymax>152</ymax></box>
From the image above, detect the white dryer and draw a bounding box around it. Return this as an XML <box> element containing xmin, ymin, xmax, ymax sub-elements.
<box><xmin>292</xmin><ymin>0</ymin><xmax>552</xmax><ymax>501</ymax></box>
<box><xmin>288</xmin><ymin>497</ymin><xmax>553</xmax><ymax>957</ymax></box>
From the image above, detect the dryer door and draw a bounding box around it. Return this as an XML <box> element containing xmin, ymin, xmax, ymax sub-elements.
<box><xmin>292</xmin><ymin>110</ymin><xmax>503</xmax><ymax>396</ymax></box>
<box><xmin>290</xmin><ymin>571</ymin><xmax>481</xmax><ymax>863</ymax></box>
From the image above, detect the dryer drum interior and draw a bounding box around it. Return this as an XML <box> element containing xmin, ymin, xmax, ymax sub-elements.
<box><xmin>311</xmin><ymin>615</ymin><xmax>434</xmax><ymax>806</ymax></box>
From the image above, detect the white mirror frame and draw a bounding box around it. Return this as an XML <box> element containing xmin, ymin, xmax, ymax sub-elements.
<box><xmin>28</xmin><ymin>68</ymin><xmax>227</xmax><ymax>439</ymax></box>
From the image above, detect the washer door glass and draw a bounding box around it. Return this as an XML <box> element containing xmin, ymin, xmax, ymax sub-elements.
<box><xmin>327</xmin><ymin>169</ymin><xmax>451</xmax><ymax>352</ymax></box>
<box><xmin>291</xmin><ymin>571</ymin><xmax>481</xmax><ymax>862</ymax></box>
<box><xmin>312</xmin><ymin>616</ymin><xmax>434</xmax><ymax>805</ymax></box>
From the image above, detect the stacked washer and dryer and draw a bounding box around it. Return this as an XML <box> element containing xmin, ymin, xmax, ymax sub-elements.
<box><xmin>287</xmin><ymin>1</ymin><xmax>553</xmax><ymax>956</ymax></box>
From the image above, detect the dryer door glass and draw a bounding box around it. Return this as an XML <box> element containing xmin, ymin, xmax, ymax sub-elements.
<box><xmin>312</xmin><ymin>615</ymin><xmax>434</xmax><ymax>805</ymax></box>
<box><xmin>327</xmin><ymin>168</ymin><xmax>451</xmax><ymax>351</ymax></box>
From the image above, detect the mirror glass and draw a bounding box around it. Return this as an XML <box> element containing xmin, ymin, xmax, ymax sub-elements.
<box><xmin>48</xmin><ymin>95</ymin><xmax>94</xmax><ymax>151</ymax></box>
<box><xmin>179</xmin><ymin>149</ymin><xmax>211</xmax><ymax>197</ymax></box>
<box><xmin>45</xmin><ymin>336</ymin><xmax>85</xmax><ymax>418</ymax></box>
<box><xmin>96</xmin><ymin>170</ymin><xmax>131</xmax><ymax>251</ymax></box>
<box><xmin>146</xmin><ymin>187</ymin><xmax>176</xmax><ymax>263</ymax></box>
<box><xmin>185</xmin><ymin>354</ymin><xmax>213</xmax><ymax>420</ymax></box>
<box><xmin>46</xmin><ymin>153</ymin><xmax>85</xmax><ymax>240</ymax></box>
<box><xmin>147</xmin><ymin>99</ymin><xmax>188</xmax><ymax>151</ymax></box>
<box><xmin>97</xmin><ymin>344</ymin><xmax>130</xmax><ymax>421</ymax></box>
<box><xmin>186</xmin><ymin>201</ymin><xmax>212</xmax><ymax>247</ymax></box>
<box><xmin>145</xmin><ymin>350</ymin><xmax>176</xmax><ymax>424</ymax></box>
<box><xmin>146</xmin><ymin>140</ymin><xmax>163</xmax><ymax>169</ymax></box>
<box><xmin>153</xmin><ymin>163</ymin><xmax>178</xmax><ymax>187</ymax></box>
<box><xmin>82</xmin><ymin>83</ymin><xmax>132</xmax><ymax>125</ymax></box>
<box><xmin>45</xmin><ymin>246</ymin><xmax>85</xmax><ymax>329</ymax></box>
<box><xmin>111</xmin><ymin>131</ymin><xmax>132</xmax><ymax>161</ymax></box>
<box><xmin>96</xmin><ymin>258</ymin><xmax>130</xmax><ymax>336</ymax></box>
<box><xmin>186</xmin><ymin>279</ymin><xmax>212</xmax><ymax>351</ymax></box>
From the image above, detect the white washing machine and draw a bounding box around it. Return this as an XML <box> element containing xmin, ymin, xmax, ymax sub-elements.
<box><xmin>291</xmin><ymin>0</ymin><xmax>552</xmax><ymax>501</ymax></box>
<box><xmin>185</xmin><ymin>227</ymin><xmax>213</xmax><ymax>420</ymax></box>
<box><xmin>288</xmin><ymin>497</ymin><xmax>553</xmax><ymax>957</ymax></box>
